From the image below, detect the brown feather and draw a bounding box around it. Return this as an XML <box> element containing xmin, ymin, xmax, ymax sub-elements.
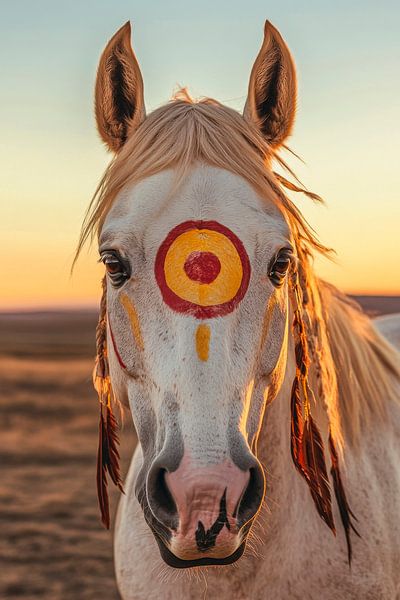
<box><xmin>94</xmin><ymin>277</ymin><xmax>124</xmax><ymax>529</ymax></box>
<box><xmin>96</xmin><ymin>399</ymin><xmax>124</xmax><ymax>529</ymax></box>
<box><xmin>291</xmin><ymin>279</ymin><xmax>336</xmax><ymax>534</ymax></box>
<box><xmin>328</xmin><ymin>431</ymin><xmax>360</xmax><ymax>564</ymax></box>
<box><xmin>290</xmin><ymin>377</ymin><xmax>307</xmax><ymax>478</ymax></box>
<box><xmin>104</xmin><ymin>405</ymin><xmax>124</xmax><ymax>491</ymax></box>
<box><xmin>97</xmin><ymin>407</ymin><xmax>110</xmax><ymax>529</ymax></box>
<box><xmin>302</xmin><ymin>415</ymin><xmax>336</xmax><ymax>534</ymax></box>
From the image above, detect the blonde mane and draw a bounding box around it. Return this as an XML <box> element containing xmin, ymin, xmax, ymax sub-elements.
<box><xmin>78</xmin><ymin>90</ymin><xmax>400</xmax><ymax>445</ymax></box>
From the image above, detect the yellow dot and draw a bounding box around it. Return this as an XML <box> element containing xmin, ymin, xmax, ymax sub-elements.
<box><xmin>196</xmin><ymin>324</ymin><xmax>210</xmax><ymax>362</ymax></box>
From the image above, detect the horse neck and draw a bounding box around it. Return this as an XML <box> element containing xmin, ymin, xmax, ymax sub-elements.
<box><xmin>253</xmin><ymin>326</ymin><xmax>328</xmax><ymax>545</ymax></box>
<box><xmin>256</xmin><ymin>333</ymin><xmax>295</xmax><ymax>496</ymax></box>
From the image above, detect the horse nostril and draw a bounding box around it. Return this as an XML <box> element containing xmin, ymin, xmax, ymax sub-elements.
<box><xmin>148</xmin><ymin>468</ymin><xmax>178</xmax><ymax>530</ymax></box>
<box><xmin>155</xmin><ymin>469</ymin><xmax>176</xmax><ymax>515</ymax></box>
<box><xmin>235</xmin><ymin>465</ymin><xmax>265</xmax><ymax>526</ymax></box>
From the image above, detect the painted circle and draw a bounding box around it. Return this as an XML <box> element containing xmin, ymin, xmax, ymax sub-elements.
<box><xmin>154</xmin><ymin>220</ymin><xmax>251</xmax><ymax>318</ymax></box>
<box><xmin>184</xmin><ymin>251</ymin><xmax>221</xmax><ymax>284</ymax></box>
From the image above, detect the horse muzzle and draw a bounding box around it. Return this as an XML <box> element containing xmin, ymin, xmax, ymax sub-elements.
<box><xmin>145</xmin><ymin>452</ymin><xmax>265</xmax><ymax>567</ymax></box>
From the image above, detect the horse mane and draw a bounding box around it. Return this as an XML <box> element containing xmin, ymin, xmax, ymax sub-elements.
<box><xmin>78</xmin><ymin>88</ymin><xmax>400</xmax><ymax>447</ymax></box>
<box><xmin>317</xmin><ymin>280</ymin><xmax>400</xmax><ymax>442</ymax></box>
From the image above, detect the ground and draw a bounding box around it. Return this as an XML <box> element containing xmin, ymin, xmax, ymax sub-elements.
<box><xmin>0</xmin><ymin>311</ymin><xmax>135</xmax><ymax>600</ymax></box>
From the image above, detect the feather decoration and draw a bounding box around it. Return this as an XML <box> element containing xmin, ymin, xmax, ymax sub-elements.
<box><xmin>290</xmin><ymin>273</ymin><xmax>359</xmax><ymax>562</ymax></box>
<box><xmin>104</xmin><ymin>405</ymin><xmax>123</xmax><ymax>490</ymax></box>
<box><xmin>291</xmin><ymin>277</ymin><xmax>336</xmax><ymax>534</ymax></box>
<box><xmin>93</xmin><ymin>277</ymin><xmax>124</xmax><ymax>529</ymax></box>
<box><xmin>302</xmin><ymin>415</ymin><xmax>335</xmax><ymax>533</ymax></box>
<box><xmin>290</xmin><ymin>377</ymin><xmax>307</xmax><ymax>478</ymax></box>
<box><xmin>328</xmin><ymin>431</ymin><xmax>360</xmax><ymax>564</ymax></box>
<box><xmin>94</xmin><ymin>357</ymin><xmax>124</xmax><ymax>529</ymax></box>
<box><xmin>96</xmin><ymin>404</ymin><xmax>109</xmax><ymax>528</ymax></box>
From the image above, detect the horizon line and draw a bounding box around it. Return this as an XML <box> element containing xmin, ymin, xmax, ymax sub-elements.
<box><xmin>1</xmin><ymin>293</ymin><xmax>400</xmax><ymax>315</ymax></box>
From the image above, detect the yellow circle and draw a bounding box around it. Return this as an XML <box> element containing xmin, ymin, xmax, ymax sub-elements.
<box><xmin>164</xmin><ymin>229</ymin><xmax>243</xmax><ymax>306</ymax></box>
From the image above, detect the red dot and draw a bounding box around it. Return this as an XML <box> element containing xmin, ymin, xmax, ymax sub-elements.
<box><xmin>184</xmin><ymin>251</ymin><xmax>221</xmax><ymax>284</ymax></box>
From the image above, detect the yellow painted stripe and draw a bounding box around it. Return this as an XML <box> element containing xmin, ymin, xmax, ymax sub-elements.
<box><xmin>120</xmin><ymin>293</ymin><xmax>144</xmax><ymax>351</ymax></box>
<box><xmin>196</xmin><ymin>324</ymin><xmax>210</xmax><ymax>361</ymax></box>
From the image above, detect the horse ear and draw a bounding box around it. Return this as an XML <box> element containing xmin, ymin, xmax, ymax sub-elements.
<box><xmin>244</xmin><ymin>21</ymin><xmax>297</xmax><ymax>149</ymax></box>
<box><xmin>95</xmin><ymin>22</ymin><xmax>145</xmax><ymax>152</ymax></box>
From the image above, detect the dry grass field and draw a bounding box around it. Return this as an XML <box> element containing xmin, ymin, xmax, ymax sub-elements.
<box><xmin>0</xmin><ymin>312</ymin><xmax>135</xmax><ymax>600</ymax></box>
<box><xmin>1</xmin><ymin>297</ymin><xmax>399</xmax><ymax>599</ymax></box>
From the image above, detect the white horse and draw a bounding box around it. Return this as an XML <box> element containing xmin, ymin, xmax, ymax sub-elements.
<box><xmin>79</xmin><ymin>21</ymin><xmax>400</xmax><ymax>599</ymax></box>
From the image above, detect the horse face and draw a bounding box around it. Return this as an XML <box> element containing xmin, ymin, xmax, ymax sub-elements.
<box><xmin>101</xmin><ymin>165</ymin><xmax>292</xmax><ymax>566</ymax></box>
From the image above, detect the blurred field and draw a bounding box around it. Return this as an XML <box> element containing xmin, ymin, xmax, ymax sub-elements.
<box><xmin>0</xmin><ymin>311</ymin><xmax>136</xmax><ymax>600</ymax></box>
<box><xmin>0</xmin><ymin>297</ymin><xmax>399</xmax><ymax>599</ymax></box>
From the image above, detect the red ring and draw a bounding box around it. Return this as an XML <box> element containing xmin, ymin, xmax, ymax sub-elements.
<box><xmin>154</xmin><ymin>220</ymin><xmax>251</xmax><ymax>319</ymax></box>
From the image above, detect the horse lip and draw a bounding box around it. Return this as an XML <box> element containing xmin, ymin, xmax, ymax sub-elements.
<box><xmin>153</xmin><ymin>532</ymin><xmax>246</xmax><ymax>569</ymax></box>
<box><xmin>139</xmin><ymin>484</ymin><xmax>251</xmax><ymax>568</ymax></box>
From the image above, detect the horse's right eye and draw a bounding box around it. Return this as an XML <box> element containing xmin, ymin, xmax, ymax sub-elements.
<box><xmin>101</xmin><ymin>252</ymin><xmax>130</xmax><ymax>287</ymax></box>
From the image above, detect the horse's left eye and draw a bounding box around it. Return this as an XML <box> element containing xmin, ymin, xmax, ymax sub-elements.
<box><xmin>269</xmin><ymin>249</ymin><xmax>292</xmax><ymax>287</ymax></box>
<box><xmin>101</xmin><ymin>252</ymin><xmax>130</xmax><ymax>287</ymax></box>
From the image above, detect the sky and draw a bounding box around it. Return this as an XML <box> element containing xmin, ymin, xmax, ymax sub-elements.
<box><xmin>1</xmin><ymin>0</ymin><xmax>399</xmax><ymax>309</ymax></box>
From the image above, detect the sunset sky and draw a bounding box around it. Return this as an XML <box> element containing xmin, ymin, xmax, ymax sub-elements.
<box><xmin>2</xmin><ymin>0</ymin><xmax>399</xmax><ymax>309</ymax></box>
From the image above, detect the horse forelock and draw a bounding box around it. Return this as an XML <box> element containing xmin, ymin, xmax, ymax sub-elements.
<box><xmin>75</xmin><ymin>91</ymin><xmax>328</xmax><ymax>261</ymax></box>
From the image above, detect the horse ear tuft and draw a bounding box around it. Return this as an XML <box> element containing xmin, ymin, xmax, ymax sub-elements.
<box><xmin>244</xmin><ymin>21</ymin><xmax>297</xmax><ymax>149</ymax></box>
<box><xmin>95</xmin><ymin>21</ymin><xmax>145</xmax><ymax>152</ymax></box>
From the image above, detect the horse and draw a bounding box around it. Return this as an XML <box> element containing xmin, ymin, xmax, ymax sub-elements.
<box><xmin>77</xmin><ymin>21</ymin><xmax>400</xmax><ymax>599</ymax></box>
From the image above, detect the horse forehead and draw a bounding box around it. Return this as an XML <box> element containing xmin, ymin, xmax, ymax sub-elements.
<box><xmin>102</xmin><ymin>166</ymin><xmax>288</xmax><ymax>248</ymax></box>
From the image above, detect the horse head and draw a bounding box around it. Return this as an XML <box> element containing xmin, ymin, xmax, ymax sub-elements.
<box><xmin>84</xmin><ymin>21</ymin><xmax>341</xmax><ymax>568</ymax></box>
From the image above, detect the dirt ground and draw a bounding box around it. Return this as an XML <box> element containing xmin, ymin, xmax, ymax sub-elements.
<box><xmin>0</xmin><ymin>297</ymin><xmax>399</xmax><ymax>599</ymax></box>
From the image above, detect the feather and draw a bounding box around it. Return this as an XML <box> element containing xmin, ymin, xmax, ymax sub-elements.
<box><xmin>96</xmin><ymin>402</ymin><xmax>124</xmax><ymax>529</ymax></box>
<box><xmin>104</xmin><ymin>405</ymin><xmax>124</xmax><ymax>491</ymax></box>
<box><xmin>96</xmin><ymin>407</ymin><xmax>110</xmax><ymax>529</ymax></box>
<box><xmin>94</xmin><ymin>363</ymin><xmax>124</xmax><ymax>529</ymax></box>
<box><xmin>290</xmin><ymin>377</ymin><xmax>307</xmax><ymax>478</ymax></box>
<box><xmin>328</xmin><ymin>431</ymin><xmax>360</xmax><ymax>564</ymax></box>
<box><xmin>302</xmin><ymin>415</ymin><xmax>336</xmax><ymax>534</ymax></box>
<box><xmin>291</xmin><ymin>282</ymin><xmax>335</xmax><ymax>534</ymax></box>
<box><xmin>94</xmin><ymin>276</ymin><xmax>124</xmax><ymax>529</ymax></box>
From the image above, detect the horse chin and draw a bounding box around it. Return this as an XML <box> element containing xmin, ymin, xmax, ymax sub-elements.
<box><xmin>153</xmin><ymin>533</ymin><xmax>246</xmax><ymax>569</ymax></box>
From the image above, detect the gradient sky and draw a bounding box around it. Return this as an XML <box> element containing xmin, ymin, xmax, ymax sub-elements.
<box><xmin>1</xmin><ymin>0</ymin><xmax>399</xmax><ymax>309</ymax></box>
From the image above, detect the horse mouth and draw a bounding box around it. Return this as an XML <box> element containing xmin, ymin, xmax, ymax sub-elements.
<box><xmin>153</xmin><ymin>533</ymin><xmax>246</xmax><ymax>569</ymax></box>
<box><xmin>137</xmin><ymin>473</ymin><xmax>255</xmax><ymax>569</ymax></box>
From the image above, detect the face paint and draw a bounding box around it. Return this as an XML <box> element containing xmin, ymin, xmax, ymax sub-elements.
<box><xmin>155</xmin><ymin>221</ymin><xmax>251</xmax><ymax>319</ymax></box>
<box><xmin>196</xmin><ymin>324</ymin><xmax>210</xmax><ymax>361</ymax></box>
<box><xmin>109</xmin><ymin>319</ymin><xmax>127</xmax><ymax>369</ymax></box>
<box><xmin>120</xmin><ymin>292</ymin><xmax>144</xmax><ymax>351</ymax></box>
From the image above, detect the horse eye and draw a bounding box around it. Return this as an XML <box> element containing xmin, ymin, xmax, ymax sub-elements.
<box><xmin>268</xmin><ymin>249</ymin><xmax>292</xmax><ymax>287</ymax></box>
<box><xmin>101</xmin><ymin>252</ymin><xmax>130</xmax><ymax>287</ymax></box>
